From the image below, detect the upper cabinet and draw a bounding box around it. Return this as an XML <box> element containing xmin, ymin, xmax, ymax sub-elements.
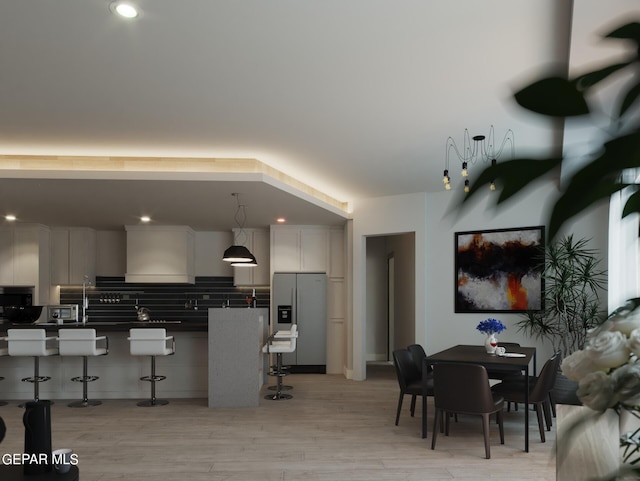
<box><xmin>0</xmin><ymin>224</ymin><xmax>51</xmax><ymax>304</ymax></box>
<box><xmin>51</xmin><ymin>227</ymin><xmax>96</xmax><ymax>285</ymax></box>
<box><xmin>271</xmin><ymin>225</ymin><xmax>343</xmax><ymax>274</ymax></box>
<box><xmin>233</xmin><ymin>228</ymin><xmax>270</xmax><ymax>286</ymax></box>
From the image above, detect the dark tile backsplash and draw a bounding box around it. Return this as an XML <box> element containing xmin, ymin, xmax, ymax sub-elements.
<box><xmin>59</xmin><ymin>276</ymin><xmax>270</xmax><ymax>323</ymax></box>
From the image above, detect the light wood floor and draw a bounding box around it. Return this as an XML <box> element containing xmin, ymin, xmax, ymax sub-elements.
<box><xmin>0</xmin><ymin>364</ymin><xmax>556</xmax><ymax>481</ymax></box>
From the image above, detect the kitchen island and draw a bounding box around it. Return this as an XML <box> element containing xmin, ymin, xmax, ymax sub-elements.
<box><xmin>208</xmin><ymin>308</ymin><xmax>268</xmax><ymax>408</ymax></box>
<box><xmin>0</xmin><ymin>321</ymin><xmax>208</xmax><ymax>401</ymax></box>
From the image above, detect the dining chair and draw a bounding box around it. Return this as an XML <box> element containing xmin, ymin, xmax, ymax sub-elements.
<box><xmin>491</xmin><ymin>351</ymin><xmax>561</xmax><ymax>442</ymax></box>
<box><xmin>431</xmin><ymin>362</ymin><xmax>504</xmax><ymax>459</ymax></box>
<box><xmin>392</xmin><ymin>348</ymin><xmax>434</xmax><ymax>439</ymax></box>
<box><xmin>407</xmin><ymin>344</ymin><xmax>427</xmax><ymax>374</ymax></box>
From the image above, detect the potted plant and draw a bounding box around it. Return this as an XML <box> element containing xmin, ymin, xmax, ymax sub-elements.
<box><xmin>516</xmin><ymin>235</ymin><xmax>607</xmax><ymax>403</ymax></box>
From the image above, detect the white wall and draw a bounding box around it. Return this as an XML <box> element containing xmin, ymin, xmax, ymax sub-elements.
<box><xmin>96</xmin><ymin>230</ymin><xmax>126</xmax><ymax>276</ymax></box>
<box><xmin>388</xmin><ymin>233</ymin><xmax>416</xmax><ymax>352</ymax></box>
<box><xmin>365</xmin><ymin>236</ymin><xmax>387</xmax><ymax>360</ymax></box>
<box><xmin>194</xmin><ymin>231</ymin><xmax>234</xmax><ymax>277</ymax></box>
<box><xmin>351</xmin><ymin>181</ymin><xmax>609</xmax><ymax>380</ymax></box>
<box><xmin>424</xmin><ymin>182</ymin><xmax>609</xmax><ymax>367</ymax></box>
<box><xmin>352</xmin><ymin>192</ymin><xmax>427</xmax><ymax>380</ymax></box>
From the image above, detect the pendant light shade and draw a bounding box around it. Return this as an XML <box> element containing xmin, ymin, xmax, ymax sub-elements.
<box><xmin>231</xmin><ymin>252</ymin><xmax>258</xmax><ymax>267</ymax></box>
<box><xmin>222</xmin><ymin>193</ymin><xmax>257</xmax><ymax>266</ymax></box>
<box><xmin>223</xmin><ymin>245</ymin><xmax>254</xmax><ymax>263</ymax></box>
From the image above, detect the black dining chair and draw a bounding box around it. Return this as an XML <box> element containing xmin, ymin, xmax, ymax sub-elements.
<box><xmin>431</xmin><ymin>362</ymin><xmax>505</xmax><ymax>459</ymax></box>
<box><xmin>392</xmin><ymin>348</ymin><xmax>434</xmax><ymax>439</ymax></box>
<box><xmin>485</xmin><ymin>342</ymin><xmax>523</xmax><ymax>381</ymax></box>
<box><xmin>408</xmin><ymin>343</ymin><xmax>435</xmax><ymax>382</ymax></box>
<box><xmin>407</xmin><ymin>344</ymin><xmax>427</xmax><ymax>373</ymax></box>
<box><xmin>491</xmin><ymin>351</ymin><xmax>561</xmax><ymax>442</ymax></box>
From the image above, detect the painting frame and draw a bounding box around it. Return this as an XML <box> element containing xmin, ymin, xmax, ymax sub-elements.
<box><xmin>454</xmin><ymin>225</ymin><xmax>545</xmax><ymax>313</ymax></box>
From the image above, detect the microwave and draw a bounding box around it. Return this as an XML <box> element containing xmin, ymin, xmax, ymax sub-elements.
<box><xmin>47</xmin><ymin>305</ymin><xmax>79</xmax><ymax>323</ymax></box>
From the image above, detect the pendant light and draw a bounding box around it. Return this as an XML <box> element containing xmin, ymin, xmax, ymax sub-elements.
<box><xmin>222</xmin><ymin>193</ymin><xmax>257</xmax><ymax>266</ymax></box>
<box><xmin>443</xmin><ymin>126</ymin><xmax>514</xmax><ymax>192</ymax></box>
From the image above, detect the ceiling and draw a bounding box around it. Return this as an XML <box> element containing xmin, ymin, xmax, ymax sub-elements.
<box><xmin>0</xmin><ymin>1</ymin><xmax>624</xmax><ymax>231</ymax></box>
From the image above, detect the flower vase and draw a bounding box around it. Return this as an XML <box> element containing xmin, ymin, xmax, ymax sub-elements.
<box><xmin>485</xmin><ymin>334</ymin><xmax>497</xmax><ymax>354</ymax></box>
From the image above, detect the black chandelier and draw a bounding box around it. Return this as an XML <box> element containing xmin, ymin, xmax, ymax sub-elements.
<box><xmin>443</xmin><ymin>126</ymin><xmax>514</xmax><ymax>192</ymax></box>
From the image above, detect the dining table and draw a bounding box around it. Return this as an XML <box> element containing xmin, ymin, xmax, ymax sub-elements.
<box><xmin>425</xmin><ymin>344</ymin><xmax>537</xmax><ymax>452</ymax></box>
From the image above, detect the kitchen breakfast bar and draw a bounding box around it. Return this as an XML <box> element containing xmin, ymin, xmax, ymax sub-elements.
<box><xmin>0</xmin><ymin>308</ymin><xmax>268</xmax><ymax>407</ymax></box>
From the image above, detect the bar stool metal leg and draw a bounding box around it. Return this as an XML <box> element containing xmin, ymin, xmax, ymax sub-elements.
<box><xmin>138</xmin><ymin>356</ymin><xmax>169</xmax><ymax>407</ymax></box>
<box><xmin>69</xmin><ymin>356</ymin><xmax>101</xmax><ymax>407</ymax></box>
<box><xmin>264</xmin><ymin>353</ymin><xmax>292</xmax><ymax>401</ymax></box>
<box><xmin>267</xmin><ymin>363</ymin><xmax>292</xmax><ymax>391</ymax></box>
<box><xmin>18</xmin><ymin>357</ymin><xmax>53</xmax><ymax>408</ymax></box>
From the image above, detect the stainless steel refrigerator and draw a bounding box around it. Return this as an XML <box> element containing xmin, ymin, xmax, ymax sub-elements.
<box><xmin>272</xmin><ymin>272</ymin><xmax>326</xmax><ymax>373</ymax></box>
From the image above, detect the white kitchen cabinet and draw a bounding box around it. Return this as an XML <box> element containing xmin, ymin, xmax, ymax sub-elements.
<box><xmin>233</xmin><ymin>228</ymin><xmax>270</xmax><ymax>286</ymax></box>
<box><xmin>0</xmin><ymin>224</ymin><xmax>51</xmax><ymax>305</ymax></box>
<box><xmin>51</xmin><ymin>227</ymin><xmax>96</xmax><ymax>285</ymax></box>
<box><xmin>270</xmin><ymin>226</ymin><xmax>329</xmax><ymax>273</ymax></box>
<box><xmin>271</xmin><ymin>227</ymin><xmax>300</xmax><ymax>272</ymax></box>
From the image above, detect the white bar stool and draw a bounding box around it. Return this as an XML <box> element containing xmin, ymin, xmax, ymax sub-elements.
<box><xmin>267</xmin><ymin>324</ymin><xmax>298</xmax><ymax>392</ymax></box>
<box><xmin>0</xmin><ymin>336</ymin><xmax>8</xmax><ymax>406</ymax></box>
<box><xmin>262</xmin><ymin>326</ymin><xmax>297</xmax><ymax>400</ymax></box>
<box><xmin>128</xmin><ymin>328</ymin><xmax>175</xmax><ymax>407</ymax></box>
<box><xmin>58</xmin><ymin>329</ymin><xmax>109</xmax><ymax>407</ymax></box>
<box><xmin>7</xmin><ymin>329</ymin><xmax>58</xmax><ymax>403</ymax></box>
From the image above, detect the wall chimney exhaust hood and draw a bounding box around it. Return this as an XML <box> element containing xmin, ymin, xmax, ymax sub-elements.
<box><xmin>125</xmin><ymin>225</ymin><xmax>195</xmax><ymax>284</ymax></box>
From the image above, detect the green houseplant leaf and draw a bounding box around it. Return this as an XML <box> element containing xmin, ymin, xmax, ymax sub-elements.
<box><xmin>514</xmin><ymin>77</ymin><xmax>590</xmax><ymax>117</ymax></box>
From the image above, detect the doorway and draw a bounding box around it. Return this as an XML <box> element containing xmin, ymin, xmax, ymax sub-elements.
<box><xmin>364</xmin><ymin>233</ymin><xmax>415</xmax><ymax>367</ymax></box>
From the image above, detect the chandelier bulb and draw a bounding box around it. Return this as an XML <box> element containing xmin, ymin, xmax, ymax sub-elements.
<box><xmin>464</xmin><ymin>179</ymin><xmax>470</xmax><ymax>193</ymax></box>
<box><xmin>443</xmin><ymin>169</ymin><xmax>450</xmax><ymax>184</ymax></box>
<box><xmin>445</xmin><ymin>182</ymin><xmax>451</xmax><ymax>191</ymax></box>
<box><xmin>461</xmin><ymin>162</ymin><xmax>468</xmax><ymax>177</ymax></box>
<box><xmin>490</xmin><ymin>181</ymin><xmax>496</xmax><ymax>191</ymax></box>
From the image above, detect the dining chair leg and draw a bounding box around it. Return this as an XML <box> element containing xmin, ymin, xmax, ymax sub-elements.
<box><xmin>548</xmin><ymin>392</ymin><xmax>556</xmax><ymax>417</ymax></box>
<box><xmin>431</xmin><ymin>409</ymin><xmax>441</xmax><ymax>450</ymax></box>
<box><xmin>421</xmin><ymin>395</ymin><xmax>427</xmax><ymax>439</ymax></box>
<box><xmin>410</xmin><ymin>394</ymin><xmax>416</xmax><ymax>417</ymax></box>
<box><xmin>497</xmin><ymin>410</ymin><xmax>505</xmax><ymax>444</ymax></box>
<box><xmin>445</xmin><ymin>410</ymin><xmax>451</xmax><ymax>436</ymax></box>
<box><xmin>395</xmin><ymin>393</ymin><xmax>404</xmax><ymax>425</ymax></box>
<box><xmin>481</xmin><ymin>413</ymin><xmax>491</xmax><ymax>459</ymax></box>
<box><xmin>542</xmin><ymin>399</ymin><xmax>553</xmax><ymax>430</ymax></box>
<box><xmin>535</xmin><ymin>403</ymin><xmax>546</xmax><ymax>442</ymax></box>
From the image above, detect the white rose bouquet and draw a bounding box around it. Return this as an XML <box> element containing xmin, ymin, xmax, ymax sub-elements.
<box><xmin>561</xmin><ymin>298</ymin><xmax>640</xmax><ymax>478</ymax></box>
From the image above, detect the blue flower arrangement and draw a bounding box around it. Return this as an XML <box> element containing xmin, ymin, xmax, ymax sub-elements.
<box><xmin>476</xmin><ymin>318</ymin><xmax>506</xmax><ymax>335</ymax></box>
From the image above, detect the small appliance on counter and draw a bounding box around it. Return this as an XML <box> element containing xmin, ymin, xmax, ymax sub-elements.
<box><xmin>47</xmin><ymin>304</ymin><xmax>79</xmax><ymax>324</ymax></box>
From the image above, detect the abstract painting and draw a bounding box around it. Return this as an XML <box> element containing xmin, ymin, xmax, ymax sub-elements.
<box><xmin>455</xmin><ymin>226</ymin><xmax>544</xmax><ymax>313</ymax></box>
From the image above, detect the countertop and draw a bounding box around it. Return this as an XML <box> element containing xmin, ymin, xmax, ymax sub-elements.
<box><xmin>0</xmin><ymin>320</ymin><xmax>207</xmax><ymax>333</ymax></box>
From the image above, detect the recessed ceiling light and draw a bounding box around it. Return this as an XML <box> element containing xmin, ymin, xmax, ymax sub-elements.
<box><xmin>140</xmin><ymin>216</ymin><xmax>151</xmax><ymax>223</ymax></box>
<box><xmin>5</xmin><ymin>214</ymin><xmax>16</xmax><ymax>222</ymax></box>
<box><xmin>276</xmin><ymin>217</ymin><xmax>286</xmax><ymax>223</ymax></box>
<box><xmin>110</xmin><ymin>2</ymin><xmax>141</xmax><ymax>19</ymax></box>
